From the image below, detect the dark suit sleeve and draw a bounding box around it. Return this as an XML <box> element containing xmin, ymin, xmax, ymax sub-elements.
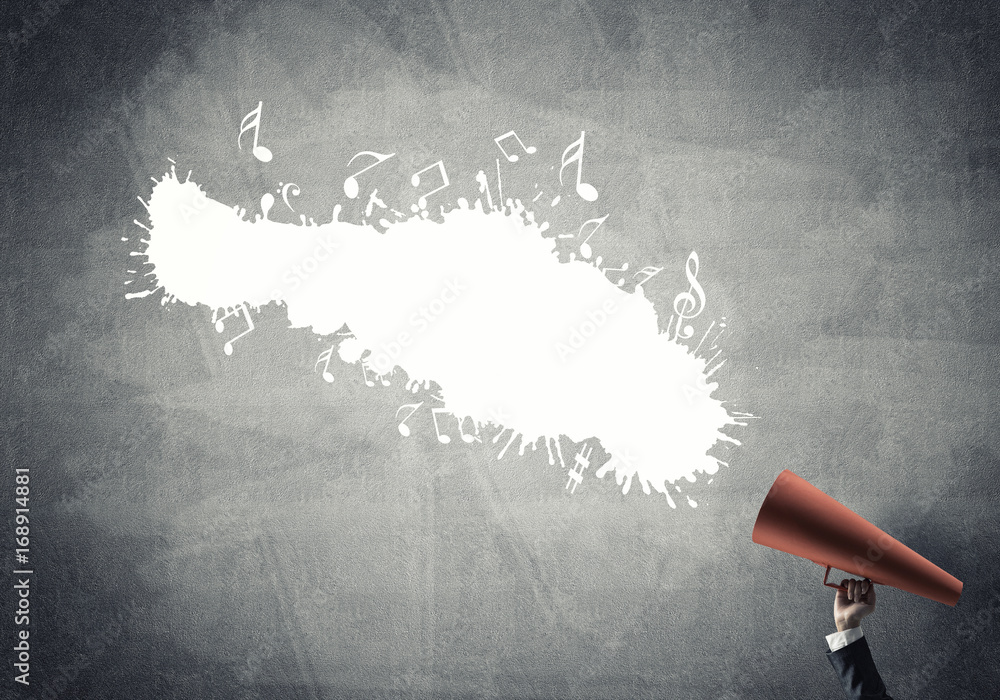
<box><xmin>826</xmin><ymin>635</ymin><xmax>893</xmax><ymax>700</ymax></box>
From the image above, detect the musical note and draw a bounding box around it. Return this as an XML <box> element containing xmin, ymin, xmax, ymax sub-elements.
<box><xmin>360</xmin><ymin>361</ymin><xmax>376</xmax><ymax>387</ymax></box>
<box><xmin>410</xmin><ymin>160</ymin><xmax>449</xmax><ymax>213</ymax></box>
<box><xmin>601</xmin><ymin>262</ymin><xmax>629</xmax><ymax>286</ymax></box>
<box><xmin>576</xmin><ymin>214</ymin><xmax>608</xmax><ymax>259</ymax></box>
<box><xmin>315</xmin><ymin>346</ymin><xmax>335</xmax><ymax>383</ymax></box>
<box><xmin>395</xmin><ymin>401</ymin><xmax>424</xmax><ymax>437</ymax></box>
<box><xmin>633</xmin><ymin>266</ymin><xmax>663</xmax><ymax>288</ymax></box>
<box><xmin>474</xmin><ymin>170</ymin><xmax>495</xmax><ymax>210</ymax></box>
<box><xmin>558</xmin><ymin>131</ymin><xmax>598</xmax><ymax>202</ymax></box>
<box><xmin>343</xmin><ymin>151</ymin><xmax>395</xmax><ymax>199</ymax></box>
<box><xmin>494</xmin><ymin>130</ymin><xmax>537</xmax><ymax>162</ymax></box>
<box><xmin>673</xmin><ymin>252</ymin><xmax>706</xmax><ymax>340</ymax></box>
<box><xmin>431</xmin><ymin>408</ymin><xmax>453</xmax><ymax>444</ymax></box>
<box><xmin>458</xmin><ymin>415</ymin><xmax>477</xmax><ymax>443</ymax></box>
<box><xmin>238</xmin><ymin>101</ymin><xmax>273</xmax><ymax>163</ymax></box>
<box><xmin>361</xmin><ymin>360</ymin><xmax>390</xmax><ymax>387</ymax></box>
<box><xmin>214</xmin><ymin>304</ymin><xmax>255</xmax><ymax>355</ymax></box>
<box><xmin>566</xmin><ymin>442</ymin><xmax>593</xmax><ymax>493</ymax></box>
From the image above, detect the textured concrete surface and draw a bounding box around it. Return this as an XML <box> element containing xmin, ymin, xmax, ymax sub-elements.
<box><xmin>3</xmin><ymin>1</ymin><xmax>999</xmax><ymax>698</ymax></box>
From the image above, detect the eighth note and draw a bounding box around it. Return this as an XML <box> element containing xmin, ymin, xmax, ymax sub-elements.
<box><xmin>576</xmin><ymin>214</ymin><xmax>608</xmax><ymax>259</ymax></box>
<box><xmin>395</xmin><ymin>401</ymin><xmax>424</xmax><ymax>437</ymax></box>
<box><xmin>494</xmin><ymin>130</ymin><xmax>537</xmax><ymax>162</ymax></box>
<box><xmin>410</xmin><ymin>160</ymin><xmax>449</xmax><ymax>213</ymax></box>
<box><xmin>559</xmin><ymin>131</ymin><xmax>598</xmax><ymax>202</ymax></box>
<box><xmin>633</xmin><ymin>265</ymin><xmax>663</xmax><ymax>288</ymax></box>
<box><xmin>601</xmin><ymin>261</ymin><xmax>630</xmax><ymax>287</ymax></box>
<box><xmin>360</xmin><ymin>361</ymin><xmax>375</xmax><ymax>387</ymax></box>
<box><xmin>344</xmin><ymin>151</ymin><xmax>395</xmax><ymax>199</ymax></box>
<box><xmin>315</xmin><ymin>346</ymin><xmax>335</xmax><ymax>383</ymax></box>
<box><xmin>238</xmin><ymin>101</ymin><xmax>273</xmax><ymax>163</ymax></box>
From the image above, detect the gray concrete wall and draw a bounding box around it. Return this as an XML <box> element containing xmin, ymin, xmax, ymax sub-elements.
<box><xmin>3</xmin><ymin>1</ymin><xmax>998</xmax><ymax>697</ymax></box>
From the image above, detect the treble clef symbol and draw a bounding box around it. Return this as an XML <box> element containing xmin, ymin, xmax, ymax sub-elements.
<box><xmin>673</xmin><ymin>251</ymin><xmax>706</xmax><ymax>340</ymax></box>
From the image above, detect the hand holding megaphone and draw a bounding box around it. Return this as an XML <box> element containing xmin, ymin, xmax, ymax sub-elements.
<box><xmin>752</xmin><ymin>470</ymin><xmax>963</xmax><ymax>606</ymax></box>
<box><xmin>834</xmin><ymin>577</ymin><xmax>876</xmax><ymax>632</ymax></box>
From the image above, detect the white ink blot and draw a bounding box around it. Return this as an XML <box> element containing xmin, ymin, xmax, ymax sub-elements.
<box><xmin>138</xmin><ymin>166</ymin><xmax>743</xmax><ymax>497</ymax></box>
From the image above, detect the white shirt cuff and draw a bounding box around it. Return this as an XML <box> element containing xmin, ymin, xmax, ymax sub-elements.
<box><xmin>826</xmin><ymin>626</ymin><xmax>864</xmax><ymax>652</ymax></box>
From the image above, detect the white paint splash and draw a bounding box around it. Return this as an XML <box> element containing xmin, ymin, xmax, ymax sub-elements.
<box><xmin>134</xmin><ymin>167</ymin><xmax>743</xmax><ymax>499</ymax></box>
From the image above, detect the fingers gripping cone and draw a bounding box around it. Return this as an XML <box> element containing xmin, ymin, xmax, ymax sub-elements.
<box><xmin>752</xmin><ymin>470</ymin><xmax>963</xmax><ymax>606</ymax></box>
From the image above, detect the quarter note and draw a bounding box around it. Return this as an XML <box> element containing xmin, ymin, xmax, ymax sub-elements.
<box><xmin>343</xmin><ymin>150</ymin><xmax>395</xmax><ymax>199</ymax></box>
<box><xmin>395</xmin><ymin>401</ymin><xmax>424</xmax><ymax>437</ymax></box>
<box><xmin>214</xmin><ymin>304</ymin><xmax>255</xmax><ymax>356</ymax></box>
<box><xmin>673</xmin><ymin>252</ymin><xmax>706</xmax><ymax>340</ymax></box>
<box><xmin>431</xmin><ymin>408</ymin><xmax>452</xmax><ymax>444</ymax></box>
<box><xmin>494</xmin><ymin>130</ymin><xmax>537</xmax><ymax>162</ymax></box>
<box><xmin>410</xmin><ymin>160</ymin><xmax>450</xmax><ymax>213</ymax></box>
<box><xmin>238</xmin><ymin>101</ymin><xmax>273</xmax><ymax>163</ymax></box>
<box><xmin>559</xmin><ymin>131</ymin><xmax>598</xmax><ymax>202</ymax></box>
<box><xmin>315</xmin><ymin>346</ymin><xmax>335</xmax><ymax>383</ymax></box>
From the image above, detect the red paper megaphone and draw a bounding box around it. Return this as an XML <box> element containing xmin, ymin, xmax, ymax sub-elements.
<box><xmin>752</xmin><ymin>470</ymin><xmax>963</xmax><ymax>606</ymax></box>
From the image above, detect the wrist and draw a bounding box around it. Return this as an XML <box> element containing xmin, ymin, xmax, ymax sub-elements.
<box><xmin>836</xmin><ymin>619</ymin><xmax>860</xmax><ymax>633</ymax></box>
